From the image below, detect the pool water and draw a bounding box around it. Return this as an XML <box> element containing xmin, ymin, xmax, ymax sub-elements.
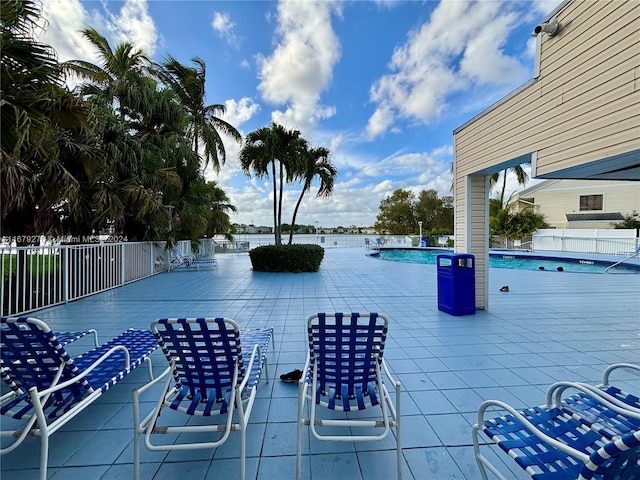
<box><xmin>370</xmin><ymin>248</ymin><xmax>640</xmax><ymax>274</ymax></box>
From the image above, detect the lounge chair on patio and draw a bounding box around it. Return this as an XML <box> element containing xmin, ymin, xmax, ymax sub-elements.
<box><xmin>132</xmin><ymin>317</ymin><xmax>273</xmax><ymax>480</ymax></box>
<box><xmin>0</xmin><ymin>316</ymin><xmax>158</xmax><ymax>480</ymax></box>
<box><xmin>168</xmin><ymin>247</ymin><xmax>217</xmax><ymax>271</ymax></box>
<box><xmin>296</xmin><ymin>312</ymin><xmax>402</xmax><ymax>480</ymax></box>
<box><xmin>472</xmin><ymin>374</ymin><xmax>640</xmax><ymax>480</ymax></box>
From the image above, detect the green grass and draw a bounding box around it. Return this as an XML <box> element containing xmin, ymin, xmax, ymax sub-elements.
<box><xmin>2</xmin><ymin>254</ymin><xmax>61</xmax><ymax>280</ymax></box>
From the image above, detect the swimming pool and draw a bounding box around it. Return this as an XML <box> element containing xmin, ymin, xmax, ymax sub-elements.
<box><xmin>369</xmin><ymin>248</ymin><xmax>640</xmax><ymax>274</ymax></box>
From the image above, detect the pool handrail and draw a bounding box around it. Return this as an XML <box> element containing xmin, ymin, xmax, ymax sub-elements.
<box><xmin>605</xmin><ymin>246</ymin><xmax>640</xmax><ymax>273</ymax></box>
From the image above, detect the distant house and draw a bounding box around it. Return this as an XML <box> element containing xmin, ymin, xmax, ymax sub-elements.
<box><xmin>512</xmin><ymin>179</ymin><xmax>638</xmax><ymax>229</ymax></box>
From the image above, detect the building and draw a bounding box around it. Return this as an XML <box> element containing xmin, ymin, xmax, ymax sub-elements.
<box><xmin>453</xmin><ymin>0</ymin><xmax>639</xmax><ymax>309</ymax></box>
<box><xmin>512</xmin><ymin>179</ymin><xmax>639</xmax><ymax>229</ymax></box>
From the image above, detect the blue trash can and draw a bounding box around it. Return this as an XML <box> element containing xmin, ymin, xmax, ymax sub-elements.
<box><xmin>420</xmin><ymin>236</ymin><xmax>428</xmax><ymax>247</ymax></box>
<box><xmin>436</xmin><ymin>254</ymin><xmax>475</xmax><ymax>316</ymax></box>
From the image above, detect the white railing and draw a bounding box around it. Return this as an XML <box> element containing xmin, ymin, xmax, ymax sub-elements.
<box><xmin>532</xmin><ymin>230</ymin><xmax>638</xmax><ymax>255</ymax></box>
<box><xmin>1</xmin><ymin>241</ymin><xmax>169</xmax><ymax>317</ymax></box>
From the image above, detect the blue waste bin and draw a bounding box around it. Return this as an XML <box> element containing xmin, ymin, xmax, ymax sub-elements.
<box><xmin>420</xmin><ymin>236</ymin><xmax>428</xmax><ymax>247</ymax></box>
<box><xmin>436</xmin><ymin>254</ymin><xmax>475</xmax><ymax>316</ymax></box>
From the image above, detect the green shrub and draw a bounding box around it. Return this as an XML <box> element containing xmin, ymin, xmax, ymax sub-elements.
<box><xmin>249</xmin><ymin>244</ymin><xmax>324</xmax><ymax>272</ymax></box>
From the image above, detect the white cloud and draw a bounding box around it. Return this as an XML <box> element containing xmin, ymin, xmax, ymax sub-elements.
<box><xmin>223</xmin><ymin>97</ymin><xmax>261</xmax><ymax>127</ymax></box>
<box><xmin>366</xmin><ymin>0</ymin><xmax>530</xmax><ymax>139</ymax></box>
<box><xmin>40</xmin><ymin>0</ymin><xmax>159</xmax><ymax>63</ymax></box>
<box><xmin>257</xmin><ymin>0</ymin><xmax>341</xmax><ymax>134</ymax></box>
<box><xmin>104</xmin><ymin>0</ymin><xmax>158</xmax><ymax>57</ymax></box>
<box><xmin>40</xmin><ymin>0</ymin><xmax>99</xmax><ymax>62</ymax></box>
<box><xmin>212</xmin><ymin>11</ymin><xmax>240</xmax><ymax>47</ymax></box>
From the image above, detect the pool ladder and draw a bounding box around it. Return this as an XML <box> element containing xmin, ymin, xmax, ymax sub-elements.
<box><xmin>605</xmin><ymin>247</ymin><xmax>640</xmax><ymax>273</ymax></box>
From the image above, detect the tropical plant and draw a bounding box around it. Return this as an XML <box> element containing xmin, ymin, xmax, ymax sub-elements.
<box><xmin>490</xmin><ymin>204</ymin><xmax>548</xmax><ymax>240</ymax></box>
<box><xmin>1</xmin><ymin>0</ymin><xmax>98</xmax><ymax>239</ymax></box>
<box><xmin>288</xmin><ymin>146</ymin><xmax>337</xmax><ymax>244</ymax></box>
<box><xmin>490</xmin><ymin>164</ymin><xmax>530</xmax><ymax>207</ymax></box>
<box><xmin>239</xmin><ymin>123</ymin><xmax>305</xmax><ymax>246</ymax></box>
<box><xmin>612</xmin><ymin>211</ymin><xmax>640</xmax><ymax>230</ymax></box>
<box><xmin>154</xmin><ymin>56</ymin><xmax>242</xmax><ymax>172</ymax></box>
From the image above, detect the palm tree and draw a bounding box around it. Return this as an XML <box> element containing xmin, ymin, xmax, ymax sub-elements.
<box><xmin>239</xmin><ymin>123</ymin><xmax>304</xmax><ymax>246</ymax></box>
<box><xmin>63</xmin><ymin>28</ymin><xmax>151</xmax><ymax>114</ymax></box>
<box><xmin>154</xmin><ymin>56</ymin><xmax>241</xmax><ymax>172</ymax></box>
<box><xmin>1</xmin><ymin>0</ymin><xmax>97</xmax><ymax>238</ymax></box>
<box><xmin>288</xmin><ymin>147</ymin><xmax>336</xmax><ymax>244</ymax></box>
<box><xmin>490</xmin><ymin>164</ymin><xmax>530</xmax><ymax>207</ymax></box>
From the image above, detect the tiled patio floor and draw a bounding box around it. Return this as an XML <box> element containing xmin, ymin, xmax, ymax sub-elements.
<box><xmin>2</xmin><ymin>247</ymin><xmax>639</xmax><ymax>479</ymax></box>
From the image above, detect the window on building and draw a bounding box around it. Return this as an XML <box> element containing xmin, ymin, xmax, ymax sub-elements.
<box><xmin>579</xmin><ymin>194</ymin><xmax>603</xmax><ymax>211</ymax></box>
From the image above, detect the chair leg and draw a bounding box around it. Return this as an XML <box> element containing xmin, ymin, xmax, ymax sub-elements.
<box><xmin>39</xmin><ymin>434</ymin><xmax>49</xmax><ymax>480</ymax></box>
<box><xmin>296</xmin><ymin>382</ymin><xmax>305</xmax><ymax>480</ymax></box>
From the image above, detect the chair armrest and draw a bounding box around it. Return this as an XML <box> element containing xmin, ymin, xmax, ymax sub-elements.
<box><xmin>475</xmin><ymin>399</ymin><xmax>590</xmax><ymax>464</ymax></box>
<box><xmin>381</xmin><ymin>358</ymin><xmax>401</xmax><ymax>391</ymax></box>
<box><xmin>34</xmin><ymin>345</ymin><xmax>131</xmax><ymax>398</ymax></box>
<box><xmin>546</xmin><ymin>381</ymin><xmax>640</xmax><ymax>418</ymax></box>
<box><xmin>600</xmin><ymin>363</ymin><xmax>640</xmax><ymax>388</ymax></box>
<box><xmin>133</xmin><ymin>364</ymin><xmax>172</xmax><ymax>397</ymax></box>
<box><xmin>238</xmin><ymin>343</ymin><xmax>261</xmax><ymax>392</ymax></box>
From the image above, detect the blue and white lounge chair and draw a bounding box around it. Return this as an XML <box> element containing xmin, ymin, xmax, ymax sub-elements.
<box><xmin>0</xmin><ymin>316</ymin><xmax>158</xmax><ymax>480</ymax></box>
<box><xmin>133</xmin><ymin>317</ymin><xmax>273</xmax><ymax>480</ymax></box>
<box><xmin>296</xmin><ymin>312</ymin><xmax>402</xmax><ymax>480</ymax></box>
<box><xmin>472</xmin><ymin>372</ymin><xmax>640</xmax><ymax>480</ymax></box>
<box><xmin>169</xmin><ymin>247</ymin><xmax>217</xmax><ymax>271</ymax></box>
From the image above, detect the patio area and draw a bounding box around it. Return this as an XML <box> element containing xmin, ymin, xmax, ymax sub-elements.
<box><xmin>2</xmin><ymin>247</ymin><xmax>639</xmax><ymax>479</ymax></box>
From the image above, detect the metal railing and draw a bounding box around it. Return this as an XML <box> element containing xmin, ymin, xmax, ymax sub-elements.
<box><xmin>605</xmin><ymin>248</ymin><xmax>640</xmax><ymax>273</ymax></box>
<box><xmin>1</xmin><ymin>241</ymin><xmax>169</xmax><ymax>317</ymax></box>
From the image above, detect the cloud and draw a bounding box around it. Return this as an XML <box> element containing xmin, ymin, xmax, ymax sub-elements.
<box><xmin>103</xmin><ymin>0</ymin><xmax>158</xmax><ymax>57</ymax></box>
<box><xmin>366</xmin><ymin>0</ymin><xmax>530</xmax><ymax>139</ymax></box>
<box><xmin>256</xmin><ymin>0</ymin><xmax>341</xmax><ymax>134</ymax></box>
<box><xmin>212</xmin><ymin>11</ymin><xmax>240</xmax><ymax>47</ymax></box>
<box><xmin>40</xmin><ymin>0</ymin><xmax>99</xmax><ymax>62</ymax></box>
<box><xmin>40</xmin><ymin>0</ymin><xmax>159</xmax><ymax>62</ymax></box>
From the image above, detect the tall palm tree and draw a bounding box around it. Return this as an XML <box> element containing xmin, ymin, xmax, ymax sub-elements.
<box><xmin>1</xmin><ymin>0</ymin><xmax>97</xmax><ymax>238</ymax></box>
<box><xmin>64</xmin><ymin>29</ymin><xmax>189</xmax><ymax>240</ymax></box>
<box><xmin>288</xmin><ymin>146</ymin><xmax>336</xmax><ymax>244</ymax></box>
<box><xmin>239</xmin><ymin>123</ymin><xmax>303</xmax><ymax>246</ymax></box>
<box><xmin>490</xmin><ymin>164</ymin><xmax>530</xmax><ymax>207</ymax></box>
<box><xmin>154</xmin><ymin>56</ymin><xmax>241</xmax><ymax>173</ymax></box>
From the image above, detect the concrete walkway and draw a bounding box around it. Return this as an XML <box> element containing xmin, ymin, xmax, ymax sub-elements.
<box><xmin>1</xmin><ymin>248</ymin><xmax>639</xmax><ymax>479</ymax></box>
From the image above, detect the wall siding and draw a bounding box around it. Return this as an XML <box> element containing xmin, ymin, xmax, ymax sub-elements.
<box><xmin>455</xmin><ymin>0</ymin><xmax>640</xmax><ymax>177</ymax></box>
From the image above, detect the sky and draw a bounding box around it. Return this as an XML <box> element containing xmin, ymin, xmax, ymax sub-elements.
<box><xmin>39</xmin><ymin>0</ymin><xmax>563</xmax><ymax>228</ymax></box>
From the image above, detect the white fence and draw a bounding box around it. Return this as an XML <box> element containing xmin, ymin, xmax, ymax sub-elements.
<box><xmin>1</xmin><ymin>241</ymin><xmax>170</xmax><ymax>317</ymax></box>
<box><xmin>532</xmin><ymin>229</ymin><xmax>638</xmax><ymax>255</ymax></box>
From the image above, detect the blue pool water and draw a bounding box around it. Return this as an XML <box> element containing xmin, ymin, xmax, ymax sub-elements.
<box><xmin>370</xmin><ymin>248</ymin><xmax>640</xmax><ymax>274</ymax></box>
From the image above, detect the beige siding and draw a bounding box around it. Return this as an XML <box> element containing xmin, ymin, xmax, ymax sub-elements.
<box><xmin>515</xmin><ymin>180</ymin><xmax>640</xmax><ymax>228</ymax></box>
<box><xmin>455</xmin><ymin>0</ymin><xmax>640</xmax><ymax>177</ymax></box>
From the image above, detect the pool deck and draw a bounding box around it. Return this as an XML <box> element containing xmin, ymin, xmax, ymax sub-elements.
<box><xmin>2</xmin><ymin>247</ymin><xmax>639</xmax><ymax>479</ymax></box>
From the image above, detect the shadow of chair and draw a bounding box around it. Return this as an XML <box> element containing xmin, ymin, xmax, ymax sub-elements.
<box><xmin>296</xmin><ymin>312</ymin><xmax>402</xmax><ymax>480</ymax></box>
<box><xmin>0</xmin><ymin>316</ymin><xmax>158</xmax><ymax>480</ymax></box>
<box><xmin>133</xmin><ymin>317</ymin><xmax>273</xmax><ymax>480</ymax></box>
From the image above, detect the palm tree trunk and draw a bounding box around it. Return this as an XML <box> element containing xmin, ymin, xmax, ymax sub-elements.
<box><xmin>500</xmin><ymin>170</ymin><xmax>508</xmax><ymax>207</ymax></box>
<box><xmin>277</xmin><ymin>162</ymin><xmax>284</xmax><ymax>246</ymax></box>
<box><xmin>289</xmin><ymin>189</ymin><xmax>307</xmax><ymax>245</ymax></box>
<box><xmin>271</xmin><ymin>161</ymin><xmax>279</xmax><ymax>246</ymax></box>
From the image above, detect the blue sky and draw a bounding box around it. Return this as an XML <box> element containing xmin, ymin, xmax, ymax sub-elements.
<box><xmin>40</xmin><ymin>0</ymin><xmax>562</xmax><ymax>228</ymax></box>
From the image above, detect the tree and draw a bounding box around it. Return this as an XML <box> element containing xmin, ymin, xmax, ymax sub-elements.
<box><xmin>375</xmin><ymin>189</ymin><xmax>454</xmax><ymax>235</ymax></box>
<box><xmin>239</xmin><ymin>123</ymin><xmax>305</xmax><ymax>246</ymax></box>
<box><xmin>374</xmin><ymin>190</ymin><xmax>416</xmax><ymax>234</ymax></box>
<box><xmin>415</xmin><ymin>189</ymin><xmax>453</xmax><ymax>231</ymax></box>
<box><xmin>154</xmin><ymin>56</ymin><xmax>241</xmax><ymax>173</ymax></box>
<box><xmin>612</xmin><ymin>211</ymin><xmax>640</xmax><ymax>230</ymax></box>
<box><xmin>1</xmin><ymin>0</ymin><xmax>98</xmax><ymax>239</ymax></box>
<box><xmin>490</xmin><ymin>164</ymin><xmax>529</xmax><ymax>207</ymax></box>
<box><xmin>490</xmin><ymin>204</ymin><xmax>548</xmax><ymax>240</ymax></box>
<box><xmin>288</xmin><ymin>146</ymin><xmax>337</xmax><ymax>244</ymax></box>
